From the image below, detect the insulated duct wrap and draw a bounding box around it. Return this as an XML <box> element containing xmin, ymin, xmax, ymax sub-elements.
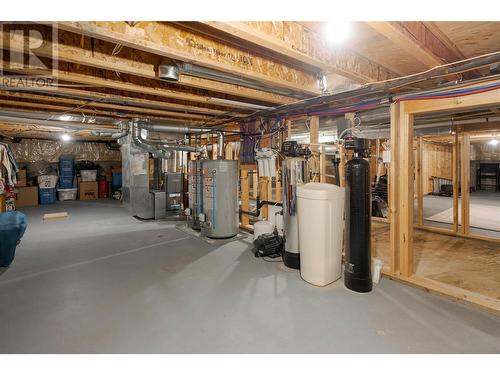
<box><xmin>11</xmin><ymin>139</ymin><xmax>120</xmax><ymax>163</ymax></box>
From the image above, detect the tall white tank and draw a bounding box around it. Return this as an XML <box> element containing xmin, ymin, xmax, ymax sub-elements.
<box><xmin>201</xmin><ymin>160</ymin><xmax>239</xmax><ymax>238</ymax></box>
<box><xmin>282</xmin><ymin>157</ymin><xmax>309</xmax><ymax>269</ymax></box>
<box><xmin>297</xmin><ymin>183</ymin><xmax>345</xmax><ymax>286</ymax></box>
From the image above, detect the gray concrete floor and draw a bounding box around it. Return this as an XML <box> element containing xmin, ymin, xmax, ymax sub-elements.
<box><xmin>1</xmin><ymin>200</ymin><xmax>499</xmax><ymax>353</ymax></box>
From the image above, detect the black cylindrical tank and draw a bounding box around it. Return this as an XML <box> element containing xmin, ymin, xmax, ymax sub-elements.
<box><xmin>344</xmin><ymin>157</ymin><xmax>372</xmax><ymax>293</ymax></box>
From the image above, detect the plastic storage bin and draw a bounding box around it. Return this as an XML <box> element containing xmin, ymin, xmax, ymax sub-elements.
<box><xmin>39</xmin><ymin>188</ymin><xmax>57</xmax><ymax>204</ymax></box>
<box><xmin>80</xmin><ymin>169</ymin><xmax>97</xmax><ymax>182</ymax></box>
<box><xmin>0</xmin><ymin>211</ymin><xmax>27</xmax><ymax>267</ymax></box>
<box><xmin>58</xmin><ymin>175</ymin><xmax>74</xmax><ymax>189</ymax></box>
<box><xmin>59</xmin><ymin>156</ymin><xmax>74</xmax><ymax>176</ymax></box>
<box><xmin>37</xmin><ymin>174</ymin><xmax>58</xmax><ymax>188</ymax></box>
<box><xmin>297</xmin><ymin>183</ymin><xmax>345</xmax><ymax>286</ymax></box>
<box><xmin>111</xmin><ymin>171</ymin><xmax>122</xmax><ymax>187</ymax></box>
<box><xmin>57</xmin><ymin>188</ymin><xmax>78</xmax><ymax>201</ymax></box>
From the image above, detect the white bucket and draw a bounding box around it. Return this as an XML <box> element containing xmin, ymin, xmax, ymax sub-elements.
<box><xmin>253</xmin><ymin>220</ymin><xmax>274</xmax><ymax>239</ymax></box>
<box><xmin>372</xmin><ymin>258</ymin><xmax>384</xmax><ymax>284</ymax></box>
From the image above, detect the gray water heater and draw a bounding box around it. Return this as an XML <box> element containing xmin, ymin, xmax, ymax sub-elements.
<box><xmin>201</xmin><ymin>160</ymin><xmax>239</xmax><ymax>239</ymax></box>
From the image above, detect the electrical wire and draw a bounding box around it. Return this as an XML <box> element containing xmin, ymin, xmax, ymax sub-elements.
<box><xmin>396</xmin><ymin>81</ymin><xmax>500</xmax><ymax>101</ymax></box>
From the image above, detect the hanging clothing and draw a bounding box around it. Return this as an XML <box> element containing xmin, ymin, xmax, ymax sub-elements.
<box><xmin>0</xmin><ymin>143</ymin><xmax>18</xmax><ymax>187</ymax></box>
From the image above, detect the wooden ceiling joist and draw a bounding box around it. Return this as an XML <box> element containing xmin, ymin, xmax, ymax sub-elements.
<box><xmin>0</xmin><ymin>98</ymin><xmax>211</xmax><ymax>121</ymax></box>
<box><xmin>1</xmin><ymin>29</ymin><xmax>295</xmax><ymax>106</ymax></box>
<box><xmin>1</xmin><ymin>60</ymin><xmax>258</xmax><ymax>109</ymax></box>
<box><xmin>194</xmin><ymin>21</ymin><xmax>398</xmax><ymax>84</ymax></box>
<box><xmin>0</xmin><ymin>88</ymin><xmax>235</xmax><ymax>116</ymax></box>
<box><xmin>0</xmin><ymin>91</ymin><xmax>245</xmax><ymax>121</ymax></box>
<box><xmin>366</xmin><ymin>22</ymin><xmax>480</xmax><ymax>79</ymax></box>
<box><xmin>57</xmin><ymin>21</ymin><xmax>320</xmax><ymax>96</ymax></box>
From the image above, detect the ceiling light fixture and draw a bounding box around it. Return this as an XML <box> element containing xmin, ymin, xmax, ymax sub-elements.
<box><xmin>61</xmin><ymin>133</ymin><xmax>71</xmax><ymax>142</ymax></box>
<box><xmin>325</xmin><ymin>21</ymin><xmax>352</xmax><ymax>46</ymax></box>
<box><xmin>489</xmin><ymin>138</ymin><xmax>499</xmax><ymax>146</ymax></box>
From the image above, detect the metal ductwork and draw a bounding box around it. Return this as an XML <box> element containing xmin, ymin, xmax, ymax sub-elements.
<box><xmin>216</xmin><ymin>131</ymin><xmax>224</xmax><ymax>159</ymax></box>
<box><xmin>130</xmin><ymin>121</ymin><xmax>205</xmax><ymax>157</ymax></box>
<box><xmin>131</xmin><ymin>122</ymin><xmax>171</xmax><ymax>159</ymax></box>
<box><xmin>181</xmin><ymin>63</ymin><xmax>300</xmax><ymax>98</ymax></box>
<box><xmin>135</xmin><ymin>121</ymin><xmax>211</xmax><ymax>135</ymax></box>
<box><xmin>158</xmin><ymin>64</ymin><xmax>180</xmax><ymax>82</ymax></box>
<box><xmin>0</xmin><ymin>113</ymin><xmax>116</xmax><ymax>133</ymax></box>
<box><xmin>0</xmin><ymin>109</ymin><xmax>118</xmax><ymax>126</ymax></box>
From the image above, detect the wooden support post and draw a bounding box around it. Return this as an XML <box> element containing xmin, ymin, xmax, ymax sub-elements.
<box><xmin>452</xmin><ymin>131</ymin><xmax>459</xmax><ymax>233</ymax></box>
<box><xmin>309</xmin><ymin>116</ymin><xmax>320</xmax><ymax>182</ymax></box>
<box><xmin>416</xmin><ymin>137</ymin><xmax>424</xmax><ymax>226</ymax></box>
<box><xmin>259</xmin><ymin>177</ymin><xmax>270</xmax><ymax>219</ymax></box>
<box><xmin>275</xmin><ymin>179</ymin><xmax>282</xmax><ymax>203</ymax></box>
<box><xmin>286</xmin><ymin>120</ymin><xmax>292</xmax><ymax>140</ymax></box>
<box><xmin>212</xmin><ymin>142</ymin><xmax>218</xmax><ymax>160</ymax></box>
<box><xmin>389</xmin><ymin>103</ymin><xmax>400</xmax><ymax>275</ymax></box>
<box><xmin>309</xmin><ymin>116</ymin><xmax>319</xmax><ymax>149</ymax></box>
<box><xmin>241</xmin><ymin>169</ymin><xmax>250</xmax><ymax>226</ymax></box>
<box><xmin>320</xmin><ymin>145</ymin><xmax>326</xmax><ymax>183</ymax></box>
<box><xmin>339</xmin><ymin>144</ymin><xmax>346</xmax><ymax>188</ymax></box>
<box><xmin>461</xmin><ymin>134</ymin><xmax>470</xmax><ymax>235</ymax></box>
<box><xmin>225</xmin><ymin>142</ymin><xmax>232</xmax><ymax>160</ymax></box>
<box><xmin>252</xmin><ymin>171</ymin><xmax>258</xmax><ymax>199</ymax></box>
<box><xmin>398</xmin><ymin>105</ymin><xmax>414</xmax><ymax>277</ymax></box>
<box><xmin>268</xmin><ymin>177</ymin><xmax>273</xmax><ymax>202</ymax></box>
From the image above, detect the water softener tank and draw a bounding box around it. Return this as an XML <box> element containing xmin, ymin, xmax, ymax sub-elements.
<box><xmin>282</xmin><ymin>157</ymin><xmax>309</xmax><ymax>269</ymax></box>
<box><xmin>187</xmin><ymin>159</ymin><xmax>203</xmax><ymax>230</ymax></box>
<box><xmin>344</xmin><ymin>157</ymin><xmax>372</xmax><ymax>293</ymax></box>
<box><xmin>201</xmin><ymin>160</ymin><xmax>239</xmax><ymax>239</ymax></box>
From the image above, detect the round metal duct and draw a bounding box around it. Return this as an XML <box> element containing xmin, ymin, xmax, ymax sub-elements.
<box><xmin>158</xmin><ymin>64</ymin><xmax>180</xmax><ymax>82</ymax></box>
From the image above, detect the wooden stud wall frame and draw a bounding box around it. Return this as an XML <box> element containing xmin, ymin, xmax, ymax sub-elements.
<box><xmin>388</xmin><ymin>79</ymin><xmax>500</xmax><ymax>313</ymax></box>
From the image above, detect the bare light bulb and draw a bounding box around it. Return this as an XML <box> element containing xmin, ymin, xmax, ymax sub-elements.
<box><xmin>489</xmin><ymin>138</ymin><xmax>499</xmax><ymax>146</ymax></box>
<box><xmin>61</xmin><ymin>133</ymin><xmax>71</xmax><ymax>142</ymax></box>
<box><xmin>325</xmin><ymin>21</ymin><xmax>352</xmax><ymax>46</ymax></box>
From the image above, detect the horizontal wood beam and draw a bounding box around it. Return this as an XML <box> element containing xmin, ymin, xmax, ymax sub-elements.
<box><xmin>195</xmin><ymin>21</ymin><xmax>398</xmax><ymax>84</ymax></box>
<box><xmin>0</xmin><ymin>97</ymin><xmax>211</xmax><ymax>121</ymax></box>
<box><xmin>1</xmin><ymin>29</ymin><xmax>295</xmax><ymax>106</ymax></box>
<box><xmin>57</xmin><ymin>21</ymin><xmax>319</xmax><ymax>96</ymax></box>
<box><xmin>402</xmin><ymin>86</ymin><xmax>500</xmax><ymax>114</ymax></box>
<box><xmin>0</xmin><ymin>88</ymin><xmax>230</xmax><ymax>117</ymax></box>
<box><xmin>0</xmin><ymin>60</ymin><xmax>255</xmax><ymax>110</ymax></box>
<box><xmin>0</xmin><ymin>90</ymin><xmax>245</xmax><ymax>120</ymax></box>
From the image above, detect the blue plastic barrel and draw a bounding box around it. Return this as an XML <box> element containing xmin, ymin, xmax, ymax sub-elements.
<box><xmin>0</xmin><ymin>211</ymin><xmax>27</xmax><ymax>267</ymax></box>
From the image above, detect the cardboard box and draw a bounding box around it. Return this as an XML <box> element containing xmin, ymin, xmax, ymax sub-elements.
<box><xmin>79</xmin><ymin>181</ymin><xmax>98</xmax><ymax>200</ymax></box>
<box><xmin>16</xmin><ymin>186</ymin><xmax>39</xmax><ymax>207</ymax></box>
<box><xmin>0</xmin><ymin>194</ymin><xmax>5</xmax><ymax>212</ymax></box>
<box><xmin>16</xmin><ymin>169</ymin><xmax>27</xmax><ymax>187</ymax></box>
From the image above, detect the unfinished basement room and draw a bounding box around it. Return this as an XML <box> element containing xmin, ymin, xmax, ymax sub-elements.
<box><xmin>1</xmin><ymin>2</ymin><xmax>500</xmax><ymax>371</ymax></box>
